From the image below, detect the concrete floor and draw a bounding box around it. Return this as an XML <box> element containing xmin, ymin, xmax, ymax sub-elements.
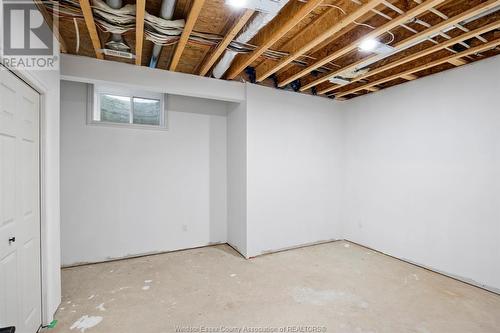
<box><xmin>49</xmin><ymin>241</ymin><xmax>500</xmax><ymax>333</ymax></box>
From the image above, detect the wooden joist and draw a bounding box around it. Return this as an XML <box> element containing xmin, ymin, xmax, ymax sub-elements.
<box><xmin>79</xmin><ymin>0</ymin><xmax>103</xmax><ymax>59</ymax></box>
<box><xmin>253</xmin><ymin>5</ymin><xmax>336</xmax><ymax>79</ymax></box>
<box><xmin>448</xmin><ymin>58</ymin><xmax>468</xmax><ymax>66</ymax></box>
<box><xmin>169</xmin><ymin>0</ymin><xmax>206</xmax><ymax>71</ymax></box>
<box><xmin>281</xmin><ymin>0</ymin><xmax>448</xmax><ymax>89</ymax></box>
<box><xmin>34</xmin><ymin>0</ymin><xmax>68</xmax><ymax>53</ymax></box>
<box><xmin>199</xmin><ymin>9</ymin><xmax>255</xmax><ymax>76</ymax></box>
<box><xmin>328</xmin><ymin>24</ymin><xmax>499</xmax><ymax>97</ymax></box>
<box><xmin>317</xmin><ymin>0</ymin><xmax>500</xmax><ymax>95</ymax></box>
<box><xmin>254</xmin><ymin>3</ymin><xmax>383</xmax><ymax>81</ymax></box>
<box><xmin>256</xmin><ymin>0</ymin><xmax>385</xmax><ymax>83</ymax></box>
<box><xmin>335</xmin><ymin>38</ymin><xmax>500</xmax><ymax>99</ymax></box>
<box><xmin>316</xmin><ymin>0</ymin><xmax>500</xmax><ymax>94</ymax></box>
<box><xmin>224</xmin><ymin>0</ymin><xmax>325</xmax><ymax>80</ymax></box>
<box><xmin>400</xmin><ymin>74</ymin><xmax>418</xmax><ymax>80</ymax></box>
<box><xmin>135</xmin><ymin>0</ymin><xmax>146</xmax><ymax>66</ymax></box>
<box><xmin>348</xmin><ymin>21</ymin><xmax>499</xmax><ymax>86</ymax></box>
<box><xmin>63</xmin><ymin>0</ymin><xmax>498</xmax><ymax>98</ymax></box>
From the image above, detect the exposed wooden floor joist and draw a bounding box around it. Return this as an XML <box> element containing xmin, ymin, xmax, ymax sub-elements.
<box><xmin>224</xmin><ymin>0</ymin><xmax>325</xmax><ymax>80</ymax></box>
<box><xmin>44</xmin><ymin>0</ymin><xmax>499</xmax><ymax>100</ymax></box>
<box><xmin>335</xmin><ymin>38</ymin><xmax>500</xmax><ymax>98</ymax></box>
<box><xmin>199</xmin><ymin>9</ymin><xmax>255</xmax><ymax>76</ymax></box>
<box><xmin>327</xmin><ymin>20</ymin><xmax>500</xmax><ymax>97</ymax></box>
<box><xmin>79</xmin><ymin>0</ymin><xmax>104</xmax><ymax>60</ymax></box>
<box><xmin>169</xmin><ymin>0</ymin><xmax>206</xmax><ymax>71</ymax></box>
<box><xmin>256</xmin><ymin>0</ymin><xmax>386</xmax><ymax>83</ymax></box>
<box><xmin>135</xmin><ymin>0</ymin><xmax>146</xmax><ymax>66</ymax></box>
<box><xmin>279</xmin><ymin>0</ymin><xmax>447</xmax><ymax>88</ymax></box>
<box><xmin>316</xmin><ymin>0</ymin><xmax>500</xmax><ymax>94</ymax></box>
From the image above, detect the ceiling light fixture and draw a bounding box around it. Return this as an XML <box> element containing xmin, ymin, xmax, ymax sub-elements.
<box><xmin>224</xmin><ymin>0</ymin><xmax>284</xmax><ymax>13</ymax></box>
<box><xmin>358</xmin><ymin>38</ymin><xmax>396</xmax><ymax>55</ymax></box>
<box><xmin>359</xmin><ymin>38</ymin><xmax>379</xmax><ymax>52</ymax></box>
<box><xmin>226</xmin><ymin>0</ymin><xmax>248</xmax><ymax>8</ymax></box>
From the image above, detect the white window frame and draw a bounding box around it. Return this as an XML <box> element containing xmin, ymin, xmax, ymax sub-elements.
<box><xmin>87</xmin><ymin>83</ymin><xmax>168</xmax><ymax>130</ymax></box>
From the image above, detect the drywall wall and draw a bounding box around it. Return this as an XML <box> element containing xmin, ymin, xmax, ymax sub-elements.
<box><xmin>0</xmin><ymin>0</ymin><xmax>62</xmax><ymax>323</ymax></box>
<box><xmin>245</xmin><ymin>84</ymin><xmax>344</xmax><ymax>258</ymax></box>
<box><xmin>59</xmin><ymin>46</ymin><xmax>500</xmax><ymax>291</ymax></box>
<box><xmin>227</xmin><ymin>101</ymin><xmax>248</xmax><ymax>257</ymax></box>
<box><xmin>60</xmin><ymin>81</ymin><xmax>229</xmax><ymax>266</ymax></box>
<box><xmin>342</xmin><ymin>55</ymin><xmax>500</xmax><ymax>292</ymax></box>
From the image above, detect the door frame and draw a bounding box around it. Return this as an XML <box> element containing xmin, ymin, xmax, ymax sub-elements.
<box><xmin>1</xmin><ymin>63</ymin><xmax>49</xmax><ymax>326</ymax></box>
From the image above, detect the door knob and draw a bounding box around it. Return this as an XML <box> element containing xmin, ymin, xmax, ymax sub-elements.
<box><xmin>8</xmin><ymin>237</ymin><xmax>15</xmax><ymax>244</ymax></box>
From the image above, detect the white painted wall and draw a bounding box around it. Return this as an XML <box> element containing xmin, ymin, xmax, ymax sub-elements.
<box><xmin>60</xmin><ymin>81</ymin><xmax>229</xmax><ymax>266</ymax></box>
<box><xmin>59</xmin><ymin>50</ymin><xmax>500</xmax><ymax>292</ymax></box>
<box><xmin>0</xmin><ymin>0</ymin><xmax>62</xmax><ymax>323</ymax></box>
<box><xmin>227</xmin><ymin>101</ymin><xmax>248</xmax><ymax>257</ymax></box>
<box><xmin>342</xmin><ymin>55</ymin><xmax>500</xmax><ymax>292</ymax></box>
<box><xmin>245</xmin><ymin>84</ymin><xmax>344</xmax><ymax>257</ymax></box>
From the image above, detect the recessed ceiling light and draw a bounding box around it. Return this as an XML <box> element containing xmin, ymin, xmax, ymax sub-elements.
<box><xmin>226</xmin><ymin>0</ymin><xmax>247</xmax><ymax>8</ymax></box>
<box><xmin>359</xmin><ymin>38</ymin><xmax>379</xmax><ymax>52</ymax></box>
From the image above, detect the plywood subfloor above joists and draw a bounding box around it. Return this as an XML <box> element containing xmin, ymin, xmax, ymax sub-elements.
<box><xmin>46</xmin><ymin>0</ymin><xmax>499</xmax><ymax>100</ymax></box>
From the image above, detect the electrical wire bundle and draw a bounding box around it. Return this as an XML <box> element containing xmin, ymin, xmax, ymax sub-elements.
<box><xmin>43</xmin><ymin>0</ymin><xmax>338</xmax><ymax>72</ymax></box>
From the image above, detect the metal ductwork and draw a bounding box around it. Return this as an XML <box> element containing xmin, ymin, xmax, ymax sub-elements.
<box><xmin>211</xmin><ymin>0</ymin><xmax>289</xmax><ymax>79</ymax></box>
<box><xmin>149</xmin><ymin>0</ymin><xmax>177</xmax><ymax>68</ymax></box>
<box><xmin>105</xmin><ymin>0</ymin><xmax>130</xmax><ymax>52</ymax></box>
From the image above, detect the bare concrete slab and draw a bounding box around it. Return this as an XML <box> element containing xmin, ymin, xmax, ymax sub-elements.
<box><xmin>48</xmin><ymin>241</ymin><xmax>500</xmax><ymax>333</ymax></box>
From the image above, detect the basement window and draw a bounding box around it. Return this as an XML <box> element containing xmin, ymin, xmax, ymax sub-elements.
<box><xmin>88</xmin><ymin>84</ymin><xmax>167</xmax><ymax>129</ymax></box>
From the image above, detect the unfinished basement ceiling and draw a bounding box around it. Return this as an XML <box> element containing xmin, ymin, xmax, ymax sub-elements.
<box><xmin>43</xmin><ymin>0</ymin><xmax>499</xmax><ymax>100</ymax></box>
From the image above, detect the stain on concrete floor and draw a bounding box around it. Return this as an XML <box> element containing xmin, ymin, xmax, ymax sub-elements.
<box><xmin>48</xmin><ymin>242</ymin><xmax>500</xmax><ymax>333</ymax></box>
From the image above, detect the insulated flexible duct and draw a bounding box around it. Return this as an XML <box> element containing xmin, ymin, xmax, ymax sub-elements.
<box><xmin>149</xmin><ymin>0</ymin><xmax>177</xmax><ymax>68</ymax></box>
<box><xmin>104</xmin><ymin>0</ymin><xmax>130</xmax><ymax>52</ymax></box>
<box><xmin>211</xmin><ymin>0</ymin><xmax>290</xmax><ymax>79</ymax></box>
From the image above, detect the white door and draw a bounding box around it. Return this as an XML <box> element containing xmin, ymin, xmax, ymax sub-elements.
<box><xmin>0</xmin><ymin>66</ymin><xmax>42</xmax><ymax>333</ymax></box>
